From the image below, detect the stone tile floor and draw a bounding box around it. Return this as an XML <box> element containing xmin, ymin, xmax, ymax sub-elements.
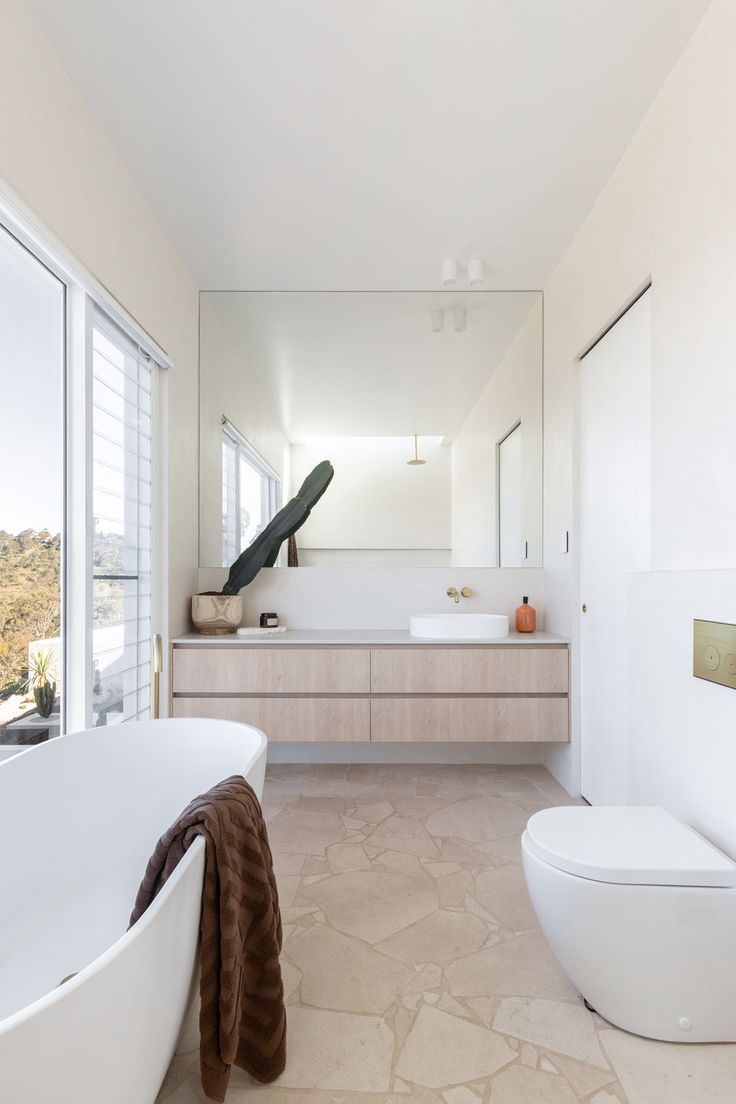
<box><xmin>158</xmin><ymin>764</ymin><xmax>736</xmax><ymax>1104</ymax></box>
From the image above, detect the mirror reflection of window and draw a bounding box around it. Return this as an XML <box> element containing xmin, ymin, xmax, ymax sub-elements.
<box><xmin>200</xmin><ymin>292</ymin><xmax>543</xmax><ymax>569</ymax></box>
<box><xmin>221</xmin><ymin>421</ymin><xmax>280</xmax><ymax>567</ymax></box>
<box><xmin>498</xmin><ymin>422</ymin><xmax>525</xmax><ymax>567</ymax></box>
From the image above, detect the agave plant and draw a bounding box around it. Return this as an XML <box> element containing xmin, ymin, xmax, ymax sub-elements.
<box><xmin>28</xmin><ymin>649</ymin><xmax>57</xmax><ymax>718</ymax></box>
<box><xmin>221</xmin><ymin>460</ymin><xmax>334</xmax><ymax>595</ymax></box>
<box><xmin>28</xmin><ymin>648</ymin><xmax>56</xmax><ymax>688</ymax></box>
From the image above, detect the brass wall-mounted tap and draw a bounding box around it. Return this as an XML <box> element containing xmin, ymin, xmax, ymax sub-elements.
<box><xmin>447</xmin><ymin>586</ymin><xmax>473</xmax><ymax>603</ymax></box>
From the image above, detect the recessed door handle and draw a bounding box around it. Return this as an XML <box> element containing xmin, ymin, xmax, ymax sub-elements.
<box><xmin>582</xmin><ymin>604</ymin><xmax>588</xmax><ymax>613</ymax></box>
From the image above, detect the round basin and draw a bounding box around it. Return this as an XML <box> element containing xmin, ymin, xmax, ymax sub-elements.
<box><xmin>409</xmin><ymin>613</ymin><xmax>509</xmax><ymax>640</ymax></box>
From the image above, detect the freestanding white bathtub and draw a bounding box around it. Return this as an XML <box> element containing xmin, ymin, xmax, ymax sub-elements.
<box><xmin>0</xmin><ymin>717</ymin><xmax>267</xmax><ymax>1104</ymax></box>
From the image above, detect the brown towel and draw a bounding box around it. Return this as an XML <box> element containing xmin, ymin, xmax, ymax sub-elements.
<box><xmin>130</xmin><ymin>775</ymin><xmax>286</xmax><ymax>1101</ymax></box>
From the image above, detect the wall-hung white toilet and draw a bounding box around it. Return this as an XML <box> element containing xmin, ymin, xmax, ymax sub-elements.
<box><xmin>522</xmin><ymin>806</ymin><xmax>736</xmax><ymax>1042</ymax></box>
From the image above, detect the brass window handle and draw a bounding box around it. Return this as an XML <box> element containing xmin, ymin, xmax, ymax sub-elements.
<box><xmin>151</xmin><ymin>633</ymin><xmax>163</xmax><ymax>719</ymax></box>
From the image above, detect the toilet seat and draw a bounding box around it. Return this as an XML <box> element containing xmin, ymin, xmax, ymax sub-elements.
<box><xmin>525</xmin><ymin>806</ymin><xmax>736</xmax><ymax>888</ymax></box>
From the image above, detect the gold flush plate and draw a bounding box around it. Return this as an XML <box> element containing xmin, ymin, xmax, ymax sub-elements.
<box><xmin>693</xmin><ymin>619</ymin><xmax>736</xmax><ymax>690</ymax></box>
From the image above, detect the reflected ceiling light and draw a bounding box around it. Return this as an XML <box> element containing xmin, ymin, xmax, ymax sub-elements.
<box><xmin>441</xmin><ymin>259</ymin><xmax>458</xmax><ymax>287</ymax></box>
<box><xmin>407</xmin><ymin>434</ymin><xmax>427</xmax><ymax>465</ymax></box>
<box><xmin>468</xmin><ymin>257</ymin><xmax>484</xmax><ymax>286</ymax></box>
<box><xmin>453</xmin><ymin>308</ymin><xmax>467</xmax><ymax>332</ymax></box>
<box><xmin>431</xmin><ymin>309</ymin><xmax>444</xmax><ymax>333</ymax></box>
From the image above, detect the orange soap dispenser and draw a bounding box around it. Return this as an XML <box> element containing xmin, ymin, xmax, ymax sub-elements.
<box><xmin>515</xmin><ymin>596</ymin><xmax>536</xmax><ymax>633</ymax></box>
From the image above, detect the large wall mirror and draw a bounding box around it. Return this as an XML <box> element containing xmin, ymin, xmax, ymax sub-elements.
<box><xmin>198</xmin><ymin>291</ymin><xmax>542</xmax><ymax>569</ymax></box>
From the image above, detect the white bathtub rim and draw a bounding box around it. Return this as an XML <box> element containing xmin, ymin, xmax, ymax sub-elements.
<box><xmin>0</xmin><ymin>717</ymin><xmax>268</xmax><ymax>774</ymax></box>
<box><xmin>0</xmin><ymin>720</ymin><xmax>268</xmax><ymax>1037</ymax></box>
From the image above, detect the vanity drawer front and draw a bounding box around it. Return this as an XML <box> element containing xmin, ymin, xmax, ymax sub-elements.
<box><xmin>370</xmin><ymin>647</ymin><xmax>568</xmax><ymax>694</ymax></box>
<box><xmin>172</xmin><ymin>647</ymin><xmax>371</xmax><ymax>695</ymax></box>
<box><xmin>172</xmin><ymin>695</ymin><xmax>370</xmax><ymax>742</ymax></box>
<box><xmin>370</xmin><ymin>696</ymin><xmax>569</xmax><ymax>743</ymax></box>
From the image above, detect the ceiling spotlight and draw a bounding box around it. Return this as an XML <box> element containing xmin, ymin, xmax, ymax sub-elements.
<box><xmin>468</xmin><ymin>257</ymin><xmax>484</xmax><ymax>287</ymax></box>
<box><xmin>441</xmin><ymin>259</ymin><xmax>458</xmax><ymax>288</ymax></box>
<box><xmin>431</xmin><ymin>309</ymin><xmax>444</xmax><ymax>333</ymax></box>
<box><xmin>453</xmin><ymin>308</ymin><xmax>467</xmax><ymax>332</ymax></box>
<box><xmin>407</xmin><ymin>434</ymin><xmax>427</xmax><ymax>466</ymax></box>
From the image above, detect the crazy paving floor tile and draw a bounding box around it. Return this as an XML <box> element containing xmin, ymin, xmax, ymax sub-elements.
<box><xmin>159</xmin><ymin>764</ymin><xmax>736</xmax><ymax>1104</ymax></box>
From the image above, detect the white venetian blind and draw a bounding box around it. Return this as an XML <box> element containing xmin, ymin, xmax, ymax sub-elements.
<box><xmin>222</xmin><ymin>428</ymin><xmax>239</xmax><ymax>567</ymax></box>
<box><xmin>91</xmin><ymin>310</ymin><xmax>155</xmax><ymax>725</ymax></box>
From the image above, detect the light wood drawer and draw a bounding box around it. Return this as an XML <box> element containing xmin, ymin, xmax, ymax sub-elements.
<box><xmin>172</xmin><ymin>695</ymin><xmax>370</xmax><ymax>742</ymax></box>
<box><xmin>172</xmin><ymin>647</ymin><xmax>370</xmax><ymax>695</ymax></box>
<box><xmin>371</xmin><ymin>647</ymin><xmax>568</xmax><ymax>694</ymax></box>
<box><xmin>370</xmin><ymin>696</ymin><xmax>569</xmax><ymax>743</ymax></box>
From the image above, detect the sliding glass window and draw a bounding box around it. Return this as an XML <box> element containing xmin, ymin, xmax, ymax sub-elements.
<box><xmin>0</xmin><ymin>198</ymin><xmax>167</xmax><ymax>749</ymax></box>
<box><xmin>0</xmin><ymin>225</ymin><xmax>65</xmax><ymax>746</ymax></box>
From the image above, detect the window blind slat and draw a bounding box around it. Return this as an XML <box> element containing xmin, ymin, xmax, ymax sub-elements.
<box><xmin>92</xmin><ymin>309</ymin><xmax>154</xmax><ymax>729</ymax></box>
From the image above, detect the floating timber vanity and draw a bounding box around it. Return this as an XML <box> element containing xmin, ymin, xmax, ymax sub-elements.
<box><xmin>170</xmin><ymin>630</ymin><xmax>569</xmax><ymax>743</ymax></box>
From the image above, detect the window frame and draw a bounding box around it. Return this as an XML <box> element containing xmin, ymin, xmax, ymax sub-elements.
<box><xmin>0</xmin><ymin>180</ymin><xmax>170</xmax><ymax>739</ymax></box>
<box><xmin>90</xmin><ymin>308</ymin><xmax>161</xmax><ymax>726</ymax></box>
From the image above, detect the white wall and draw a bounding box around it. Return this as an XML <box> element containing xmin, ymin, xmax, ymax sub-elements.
<box><xmin>542</xmin><ymin>0</ymin><xmax>736</xmax><ymax>808</ymax></box>
<box><xmin>291</xmin><ymin>436</ymin><xmax>451</xmax><ymax>566</ymax></box>
<box><xmin>627</xmin><ymin>571</ymin><xmax>736</xmax><ymax>858</ymax></box>
<box><xmin>451</xmin><ymin>300</ymin><xmax>543</xmax><ymax>567</ymax></box>
<box><xmin>0</xmin><ymin>0</ymin><xmax>200</xmax><ymax>635</ymax></box>
<box><xmin>199</xmin><ymin>300</ymin><xmax>290</xmax><ymax>567</ymax></box>
<box><xmin>293</xmin><ymin>549</ymin><xmax>451</xmax><ymax>567</ymax></box>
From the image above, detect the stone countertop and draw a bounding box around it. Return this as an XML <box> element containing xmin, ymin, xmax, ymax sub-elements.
<box><xmin>171</xmin><ymin>629</ymin><xmax>569</xmax><ymax>646</ymax></box>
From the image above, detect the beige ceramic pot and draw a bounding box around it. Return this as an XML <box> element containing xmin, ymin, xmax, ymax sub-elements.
<box><xmin>191</xmin><ymin>593</ymin><xmax>243</xmax><ymax>635</ymax></box>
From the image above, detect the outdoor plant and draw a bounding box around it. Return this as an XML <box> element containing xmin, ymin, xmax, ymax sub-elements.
<box><xmin>220</xmin><ymin>460</ymin><xmax>334</xmax><ymax>595</ymax></box>
<box><xmin>28</xmin><ymin>648</ymin><xmax>57</xmax><ymax>718</ymax></box>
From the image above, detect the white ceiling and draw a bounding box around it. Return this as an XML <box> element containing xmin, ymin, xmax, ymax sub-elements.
<box><xmin>204</xmin><ymin>291</ymin><xmax>539</xmax><ymax>438</ymax></box>
<box><xmin>25</xmin><ymin>0</ymin><xmax>709</xmax><ymax>290</ymax></box>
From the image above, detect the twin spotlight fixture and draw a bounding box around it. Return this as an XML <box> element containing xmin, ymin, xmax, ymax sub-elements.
<box><xmin>431</xmin><ymin>307</ymin><xmax>466</xmax><ymax>333</ymax></box>
<box><xmin>441</xmin><ymin>257</ymin><xmax>484</xmax><ymax>288</ymax></box>
<box><xmin>431</xmin><ymin>256</ymin><xmax>481</xmax><ymax>332</ymax></box>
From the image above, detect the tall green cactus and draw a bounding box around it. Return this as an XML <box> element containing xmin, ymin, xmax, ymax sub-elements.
<box><xmin>222</xmin><ymin>460</ymin><xmax>334</xmax><ymax>594</ymax></box>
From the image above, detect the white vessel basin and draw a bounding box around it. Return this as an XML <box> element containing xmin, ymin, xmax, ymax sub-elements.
<box><xmin>409</xmin><ymin>613</ymin><xmax>509</xmax><ymax>640</ymax></box>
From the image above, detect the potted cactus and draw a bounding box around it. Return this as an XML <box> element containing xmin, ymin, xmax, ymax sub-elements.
<box><xmin>28</xmin><ymin>649</ymin><xmax>57</xmax><ymax>718</ymax></box>
<box><xmin>192</xmin><ymin>460</ymin><xmax>334</xmax><ymax>633</ymax></box>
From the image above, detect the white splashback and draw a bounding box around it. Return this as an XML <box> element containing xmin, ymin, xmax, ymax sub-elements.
<box><xmin>196</xmin><ymin>567</ymin><xmax>544</xmax><ymax>630</ymax></box>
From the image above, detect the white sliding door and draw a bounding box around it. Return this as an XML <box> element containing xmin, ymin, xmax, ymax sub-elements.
<box><xmin>498</xmin><ymin>423</ymin><xmax>523</xmax><ymax>566</ymax></box>
<box><xmin>580</xmin><ymin>289</ymin><xmax>651</xmax><ymax>805</ymax></box>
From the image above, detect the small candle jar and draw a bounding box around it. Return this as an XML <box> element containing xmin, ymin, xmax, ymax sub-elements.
<box><xmin>260</xmin><ymin>612</ymin><xmax>279</xmax><ymax>628</ymax></box>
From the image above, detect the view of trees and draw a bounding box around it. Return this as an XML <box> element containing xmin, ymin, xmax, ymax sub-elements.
<box><xmin>0</xmin><ymin>529</ymin><xmax>61</xmax><ymax>698</ymax></box>
<box><xmin>1</xmin><ymin>525</ymin><xmax>132</xmax><ymax>716</ymax></box>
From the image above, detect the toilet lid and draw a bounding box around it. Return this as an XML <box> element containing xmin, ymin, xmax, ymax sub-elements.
<box><xmin>525</xmin><ymin>806</ymin><xmax>736</xmax><ymax>887</ymax></box>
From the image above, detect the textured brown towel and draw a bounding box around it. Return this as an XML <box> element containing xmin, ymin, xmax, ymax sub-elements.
<box><xmin>130</xmin><ymin>775</ymin><xmax>286</xmax><ymax>1101</ymax></box>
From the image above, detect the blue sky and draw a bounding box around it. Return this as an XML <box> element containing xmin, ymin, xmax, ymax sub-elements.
<box><xmin>0</xmin><ymin>226</ymin><xmax>63</xmax><ymax>534</ymax></box>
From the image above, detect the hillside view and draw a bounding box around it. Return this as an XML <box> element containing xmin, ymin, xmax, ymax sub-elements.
<box><xmin>1</xmin><ymin>527</ymin><xmax>128</xmax><ymax>706</ymax></box>
<box><xmin>0</xmin><ymin>529</ymin><xmax>61</xmax><ymax>700</ymax></box>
